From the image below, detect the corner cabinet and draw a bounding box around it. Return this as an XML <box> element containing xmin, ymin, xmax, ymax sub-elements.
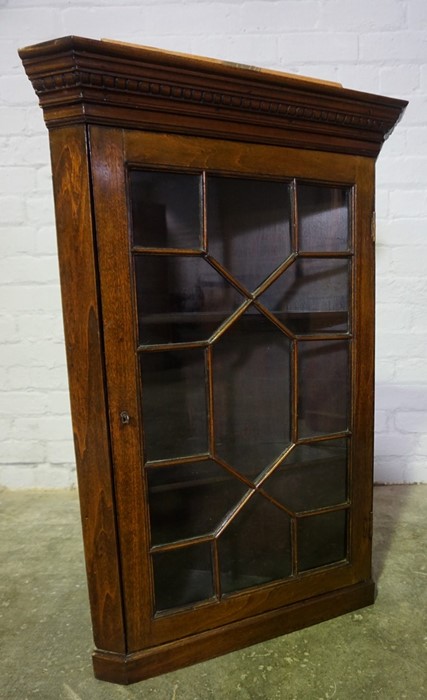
<box><xmin>19</xmin><ymin>37</ymin><xmax>407</xmax><ymax>685</ymax></box>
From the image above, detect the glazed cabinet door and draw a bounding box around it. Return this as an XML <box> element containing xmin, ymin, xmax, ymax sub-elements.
<box><xmin>89</xmin><ymin>126</ymin><xmax>375</xmax><ymax>653</ymax></box>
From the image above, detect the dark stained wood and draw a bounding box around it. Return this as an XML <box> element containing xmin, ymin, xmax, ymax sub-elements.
<box><xmin>92</xmin><ymin>579</ymin><xmax>375</xmax><ymax>685</ymax></box>
<box><xmin>20</xmin><ymin>38</ymin><xmax>406</xmax><ymax>685</ymax></box>
<box><xmin>88</xmin><ymin>127</ymin><xmax>153</xmax><ymax>652</ymax></box>
<box><xmin>349</xmin><ymin>159</ymin><xmax>376</xmax><ymax>579</ymax></box>
<box><xmin>48</xmin><ymin>126</ymin><xmax>126</xmax><ymax>652</ymax></box>
<box><xmin>19</xmin><ymin>36</ymin><xmax>407</xmax><ymax>157</ymax></box>
<box><xmin>125</xmin><ymin>130</ymin><xmax>369</xmax><ymax>180</ymax></box>
<box><xmin>89</xmin><ymin>128</ymin><xmax>376</xmax><ymax>649</ymax></box>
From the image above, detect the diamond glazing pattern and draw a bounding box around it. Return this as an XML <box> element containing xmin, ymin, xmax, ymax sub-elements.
<box><xmin>132</xmin><ymin>171</ymin><xmax>351</xmax><ymax>609</ymax></box>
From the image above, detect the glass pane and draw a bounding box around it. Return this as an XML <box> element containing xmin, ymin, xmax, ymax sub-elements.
<box><xmin>147</xmin><ymin>459</ymin><xmax>248</xmax><ymax>545</ymax></box>
<box><xmin>141</xmin><ymin>349</ymin><xmax>208</xmax><ymax>461</ymax></box>
<box><xmin>219</xmin><ymin>493</ymin><xmax>292</xmax><ymax>594</ymax></box>
<box><xmin>298</xmin><ymin>510</ymin><xmax>348</xmax><ymax>571</ymax></box>
<box><xmin>262</xmin><ymin>439</ymin><xmax>348</xmax><ymax>513</ymax></box>
<box><xmin>152</xmin><ymin>543</ymin><xmax>214</xmax><ymax>611</ymax></box>
<box><xmin>129</xmin><ymin>170</ymin><xmax>202</xmax><ymax>248</ymax></box>
<box><xmin>298</xmin><ymin>184</ymin><xmax>350</xmax><ymax>252</ymax></box>
<box><xmin>298</xmin><ymin>340</ymin><xmax>349</xmax><ymax>438</ymax></box>
<box><xmin>135</xmin><ymin>255</ymin><xmax>244</xmax><ymax>345</ymax></box>
<box><xmin>213</xmin><ymin>308</ymin><xmax>291</xmax><ymax>480</ymax></box>
<box><xmin>259</xmin><ymin>258</ymin><xmax>350</xmax><ymax>334</ymax></box>
<box><xmin>207</xmin><ymin>176</ymin><xmax>291</xmax><ymax>290</ymax></box>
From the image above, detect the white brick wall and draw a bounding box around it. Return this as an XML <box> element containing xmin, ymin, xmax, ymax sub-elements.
<box><xmin>1</xmin><ymin>0</ymin><xmax>426</xmax><ymax>487</ymax></box>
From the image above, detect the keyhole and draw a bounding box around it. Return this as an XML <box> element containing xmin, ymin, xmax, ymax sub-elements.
<box><xmin>120</xmin><ymin>411</ymin><xmax>130</xmax><ymax>425</ymax></box>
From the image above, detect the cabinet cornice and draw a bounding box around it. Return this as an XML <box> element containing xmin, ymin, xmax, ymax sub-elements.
<box><xmin>19</xmin><ymin>36</ymin><xmax>406</xmax><ymax>157</ymax></box>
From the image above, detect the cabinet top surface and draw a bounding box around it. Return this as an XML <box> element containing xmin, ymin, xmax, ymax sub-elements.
<box><xmin>19</xmin><ymin>35</ymin><xmax>407</xmax><ymax>157</ymax></box>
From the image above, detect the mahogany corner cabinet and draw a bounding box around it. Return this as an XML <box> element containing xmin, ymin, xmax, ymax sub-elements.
<box><xmin>19</xmin><ymin>37</ymin><xmax>407</xmax><ymax>685</ymax></box>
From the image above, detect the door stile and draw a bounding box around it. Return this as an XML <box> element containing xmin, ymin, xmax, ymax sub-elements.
<box><xmin>88</xmin><ymin>126</ymin><xmax>153</xmax><ymax>651</ymax></box>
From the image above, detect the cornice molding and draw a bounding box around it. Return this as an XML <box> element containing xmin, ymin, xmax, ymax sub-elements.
<box><xmin>31</xmin><ymin>68</ymin><xmax>386</xmax><ymax>131</ymax></box>
<box><xmin>19</xmin><ymin>36</ymin><xmax>407</xmax><ymax>157</ymax></box>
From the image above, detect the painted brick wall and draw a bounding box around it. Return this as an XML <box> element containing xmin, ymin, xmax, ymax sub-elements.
<box><xmin>1</xmin><ymin>0</ymin><xmax>426</xmax><ymax>487</ymax></box>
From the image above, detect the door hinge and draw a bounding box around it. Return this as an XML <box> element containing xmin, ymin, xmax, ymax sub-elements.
<box><xmin>371</xmin><ymin>212</ymin><xmax>376</xmax><ymax>244</ymax></box>
<box><xmin>363</xmin><ymin>511</ymin><xmax>374</xmax><ymax>540</ymax></box>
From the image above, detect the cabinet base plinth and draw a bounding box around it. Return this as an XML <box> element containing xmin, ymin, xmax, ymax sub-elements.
<box><xmin>92</xmin><ymin>579</ymin><xmax>375</xmax><ymax>685</ymax></box>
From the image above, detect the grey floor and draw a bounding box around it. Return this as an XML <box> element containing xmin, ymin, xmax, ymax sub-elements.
<box><xmin>1</xmin><ymin>485</ymin><xmax>426</xmax><ymax>699</ymax></box>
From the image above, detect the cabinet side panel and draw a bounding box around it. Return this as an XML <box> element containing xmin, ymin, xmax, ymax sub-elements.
<box><xmin>48</xmin><ymin>126</ymin><xmax>126</xmax><ymax>653</ymax></box>
<box><xmin>350</xmin><ymin>158</ymin><xmax>376</xmax><ymax>580</ymax></box>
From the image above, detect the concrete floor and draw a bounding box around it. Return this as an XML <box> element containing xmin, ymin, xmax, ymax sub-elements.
<box><xmin>0</xmin><ymin>485</ymin><xmax>426</xmax><ymax>699</ymax></box>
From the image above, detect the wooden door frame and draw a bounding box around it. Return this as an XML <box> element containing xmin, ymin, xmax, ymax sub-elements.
<box><xmin>89</xmin><ymin>126</ymin><xmax>375</xmax><ymax>655</ymax></box>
